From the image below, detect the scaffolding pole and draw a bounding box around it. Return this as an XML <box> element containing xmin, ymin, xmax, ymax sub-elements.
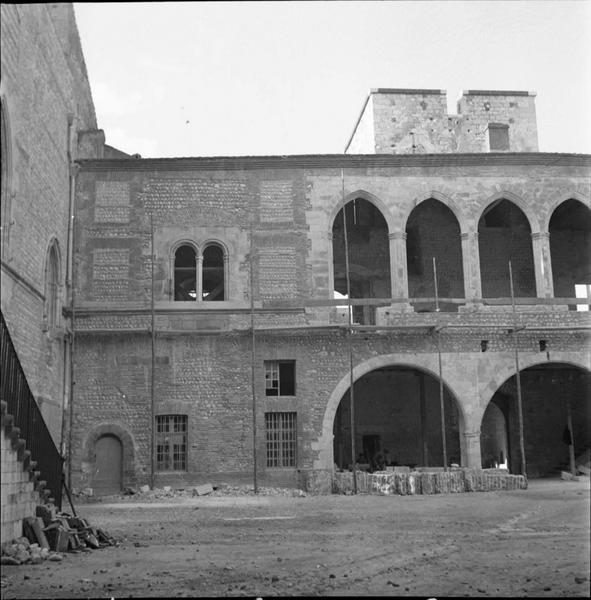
<box><xmin>433</xmin><ymin>257</ymin><xmax>448</xmax><ymax>470</ymax></box>
<box><xmin>341</xmin><ymin>170</ymin><xmax>357</xmax><ymax>494</ymax></box>
<box><xmin>249</xmin><ymin>217</ymin><xmax>258</xmax><ymax>493</ymax></box>
<box><xmin>509</xmin><ymin>261</ymin><xmax>527</xmax><ymax>478</ymax></box>
<box><xmin>150</xmin><ymin>213</ymin><xmax>156</xmax><ymax>490</ymax></box>
<box><xmin>565</xmin><ymin>392</ymin><xmax>577</xmax><ymax>477</ymax></box>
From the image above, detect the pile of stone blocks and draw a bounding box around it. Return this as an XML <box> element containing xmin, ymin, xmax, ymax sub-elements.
<box><xmin>0</xmin><ymin>505</ymin><xmax>115</xmax><ymax>566</ymax></box>
<box><xmin>333</xmin><ymin>467</ymin><xmax>527</xmax><ymax>495</ymax></box>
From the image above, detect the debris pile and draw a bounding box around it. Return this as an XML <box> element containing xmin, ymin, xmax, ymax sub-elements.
<box><xmin>211</xmin><ymin>485</ymin><xmax>307</xmax><ymax>498</ymax></box>
<box><xmin>334</xmin><ymin>467</ymin><xmax>528</xmax><ymax>495</ymax></box>
<box><xmin>0</xmin><ymin>505</ymin><xmax>116</xmax><ymax>566</ymax></box>
<box><xmin>78</xmin><ymin>484</ymin><xmax>308</xmax><ymax>502</ymax></box>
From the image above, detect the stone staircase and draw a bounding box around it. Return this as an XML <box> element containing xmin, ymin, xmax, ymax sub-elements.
<box><xmin>1</xmin><ymin>400</ymin><xmax>56</xmax><ymax>544</ymax></box>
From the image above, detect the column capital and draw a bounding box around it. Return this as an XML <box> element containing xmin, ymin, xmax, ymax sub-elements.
<box><xmin>460</xmin><ymin>231</ymin><xmax>478</xmax><ymax>241</ymax></box>
<box><xmin>389</xmin><ymin>231</ymin><xmax>407</xmax><ymax>241</ymax></box>
<box><xmin>531</xmin><ymin>231</ymin><xmax>550</xmax><ymax>241</ymax></box>
<box><xmin>462</xmin><ymin>430</ymin><xmax>481</xmax><ymax>439</ymax></box>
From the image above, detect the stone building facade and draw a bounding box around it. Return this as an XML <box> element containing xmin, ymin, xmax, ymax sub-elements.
<box><xmin>0</xmin><ymin>4</ymin><xmax>104</xmax><ymax>447</ymax></box>
<box><xmin>70</xmin><ymin>101</ymin><xmax>591</xmax><ymax>492</ymax></box>
<box><xmin>1</xmin><ymin>5</ymin><xmax>589</xmax><ymax>496</ymax></box>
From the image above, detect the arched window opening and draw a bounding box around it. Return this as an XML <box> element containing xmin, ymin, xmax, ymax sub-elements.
<box><xmin>333</xmin><ymin>366</ymin><xmax>461</xmax><ymax>471</ymax></box>
<box><xmin>44</xmin><ymin>243</ymin><xmax>60</xmax><ymax>329</ymax></box>
<box><xmin>480</xmin><ymin>400</ymin><xmax>509</xmax><ymax>469</ymax></box>
<box><xmin>405</xmin><ymin>199</ymin><xmax>464</xmax><ymax>312</ymax></box>
<box><xmin>174</xmin><ymin>245</ymin><xmax>197</xmax><ymax>301</ymax></box>
<box><xmin>478</xmin><ymin>199</ymin><xmax>535</xmax><ymax>298</ymax></box>
<box><xmin>202</xmin><ymin>244</ymin><xmax>225</xmax><ymax>301</ymax></box>
<box><xmin>549</xmin><ymin>199</ymin><xmax>591</xmax><ymax>310</ymax></box>
<box><xmin>482</xmin><ymin>364</ymin><xmax>590</xmax><ymax>477</ymax></box>
<box><xmin>332</xmin><ymin>198</ymin><xmax>391</xmax><ymax>325</ymax></box>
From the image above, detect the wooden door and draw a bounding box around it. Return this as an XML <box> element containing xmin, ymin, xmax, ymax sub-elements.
<box><xmin>93</xmin><ymin>435</ymin><xmax>122</xmax><ymax>495</ymax></box>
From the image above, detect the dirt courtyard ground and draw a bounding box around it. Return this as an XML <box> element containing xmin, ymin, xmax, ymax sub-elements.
<box><xmin>1</xmin><ymin>477</ymin><xmax>589</xmax><ymax>598</ymax></box>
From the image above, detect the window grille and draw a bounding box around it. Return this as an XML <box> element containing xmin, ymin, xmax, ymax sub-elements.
<box><xmin>265</xmin><ymin>412</ymin><xmax>297</xmax><ymax>467</ymax></box>
<box><xmin>264</xmin><ymin>360</ymin><xmax>295</xmax><ymax>396</ymax></box>
<box><xmin>156</xmin><ymin>415</ymin><xmax>188</xmax><ymax>471</ymax></box>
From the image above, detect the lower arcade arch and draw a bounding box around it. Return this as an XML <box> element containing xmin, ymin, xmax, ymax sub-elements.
<box><xmin>333</xmin><ymin>366</ymin><xmax>462</xmax><ymax>471</ymax></box>
<box><xmin>480</xmin><ymin>363</ymin><xmax>590</xmax><ymax>477</ymax></box>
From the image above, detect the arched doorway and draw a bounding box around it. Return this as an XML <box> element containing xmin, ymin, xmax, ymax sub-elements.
<box><xmin>481</xmin><ymin>363</ymin><xmax>590</xmax><ymax>477</ymax></box>
<box><xmin>549</xmin><ymin>199</ymin><xmax>591</xmax><ymax>309</ymax></box>
<box><xmin>478</xmin><ymin>199</ymin><xmax>536</xmax><ymax>298</ymax></box>
<box><xmin>333</xmin><ymin>366</ymin><xmax>461</xmax><ymax>471</ymax></box>
<box><xmin>406</xmin><ymin>198</ymin><xmax>464</xmax><ymax>312</ymax></box>
<box><xmin>332</xmin><ymin>197</ymin><xmax>391</xmax><ymax>325</ymax></box>
<box><xmin>480</xmin><ymin>400</ymin><xmax>510</xmax><ymax>469</ymax></box>
<box><xmin>93</xmin><ymin>434</ymin><xmax>123</xmax><ymax>495</ymax></box>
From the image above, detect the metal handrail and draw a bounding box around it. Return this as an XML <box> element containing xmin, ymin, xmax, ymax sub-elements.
<box><xmin>0</xmin><ymin>311</ymin><xmax>63</xmax><ymax>509</ymax></box>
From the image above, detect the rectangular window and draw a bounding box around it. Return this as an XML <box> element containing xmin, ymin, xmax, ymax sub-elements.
<box><xmin>265</xmin><ymin>412</ymin><xmax>297</xmax><ymax>467</ymax></box>
<box><xmin>264</xmin><ymin>360</ymin><xmax>295</xmax><ymax>396</ymax></box>
<box><xmin>156</xmin><ymin>415</ymin><xmax>188</xmax><ymax>471</ymax></box>
<box><xmin>488</xmin><ymin>123</ymin><xmax>510</xmax><ymax>151</ymax></box>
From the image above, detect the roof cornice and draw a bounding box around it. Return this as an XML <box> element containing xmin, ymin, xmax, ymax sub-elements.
<box><xmin>75</xmin><ymin>152</ymin><xmax>591</xmax><ymax>172</ymax></box>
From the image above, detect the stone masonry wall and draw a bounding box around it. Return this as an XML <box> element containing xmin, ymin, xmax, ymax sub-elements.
<box><xmin>71</xmin><ymin>156</ymin><xmax>589</xmax><ymax>490</ymax></box>
<box><xmin>346</xmin><ymin>89</ymin><xmax>538</xmax><ymax>155</ymax></box>
<box><xmin>1</xmin><ymin>4</ymin><xmax>99</xmax><ymax>444</ymax></box>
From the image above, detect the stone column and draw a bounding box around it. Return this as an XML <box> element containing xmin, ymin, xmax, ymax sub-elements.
<box><xmin>460</xmin><ymin>231</ymin><xmax>482</xmax><ymax>305</ymax></box>
<box><xmin>531</xmin><ymin>231</ymin><xmax>553</xmax><ymax>298</ymax></box>
<box><xmin>195</xmin><ymin>255</ymin><xmax>203</xmax><ymax>301</ymax></box>
<box><xmin>461</xmin><ymin>430</ymin><xmax>482</xmax><ymax>469</ymax></box>
<box><xmin>388</xmin><ymin>231</ymin><xmax>410</xmax><ymax>310</ymax></box>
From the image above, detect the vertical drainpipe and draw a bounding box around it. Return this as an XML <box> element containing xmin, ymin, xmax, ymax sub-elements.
<box><xmin>61</xmin><ymin>114</ymin><xmax>74</xmax><ymax>482</ymax></box>
<box><xmin>66</xmin><ymin>121</ymin><xmax>79</xmax><ymax>489</ymax></box>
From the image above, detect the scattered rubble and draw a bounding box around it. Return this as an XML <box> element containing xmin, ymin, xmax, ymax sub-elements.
<box><xmin>0</xmin><ymin>505</ymin><xmax>117</xmax><ymax>566</ymax></box>
<box><xmin>73</xmin><ymin>483</ymin><xmax>308</xmax><ymax>502</ymax></box>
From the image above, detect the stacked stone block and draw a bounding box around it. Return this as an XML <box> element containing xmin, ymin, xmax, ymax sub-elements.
<box><xmin>1</xmin><ymin>416</ymin><xmax>41</xmax><ymax>544</ymax></box>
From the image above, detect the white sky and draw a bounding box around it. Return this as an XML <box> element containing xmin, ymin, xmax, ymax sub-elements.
<box><xmin>74</xmin><ymin>1</ymin><xmax>591</xmax><ymax>158</ymax></box>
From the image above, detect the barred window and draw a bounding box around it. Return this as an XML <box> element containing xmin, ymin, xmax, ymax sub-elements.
<box><xmin>156</xmin><ymin>415</ymin><xmax>188</xmax><ymax>471</ymax></box>
<box><xmin>264</xmin><ymin>360</ymin><xmax>295</xmax><ymax>396</ymax></box>
<box><xmin>265</xmin><ymin>412</ymin><xmax>297</xmax><ymax>467</ymax></box>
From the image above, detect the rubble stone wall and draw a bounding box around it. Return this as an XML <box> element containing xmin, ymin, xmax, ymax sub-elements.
<box><xmin>69</xmin><ymin>156</ymin><xmax>589</xmax><ymax>491</ymax></box>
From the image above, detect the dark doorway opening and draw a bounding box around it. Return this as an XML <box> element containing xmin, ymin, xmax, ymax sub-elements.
<box><xmin>333</xmin><ymin>366</ymin><xmax>461</xmax><ymax>472</ymax></box>
<box><xmin>482</xmin><ymin>364</ymin><xmax>590</xmax><ymax>477</ymax></box>
<box><xmin>92</xmin><ymin>434</ymin><xmax>123</xmax><ymax>495</ymax></box>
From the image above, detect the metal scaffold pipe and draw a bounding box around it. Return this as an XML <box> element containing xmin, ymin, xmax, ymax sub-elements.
<box><xmin>341</xmin><ymin>170</ymin><xmax>357</xmax><ymax>495</ymax></box>
<box><xmin>250</xmin><ymin>217</ymin><xmax>258</xmax><ymax>494</ymax></box>
<box><xmin>433</xmin><ymin>257</ymin><xmax>448</xmax><ymax>471</ymax></box>
<box><xmin>150</xmin><ymin>212</ymin><xmax>156</xmax><ymax>490</ymax></box>
<box><xmin>509</xmin><ymin>260</ymin><xmax>527</xmax><ymax>478</ymax></box>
